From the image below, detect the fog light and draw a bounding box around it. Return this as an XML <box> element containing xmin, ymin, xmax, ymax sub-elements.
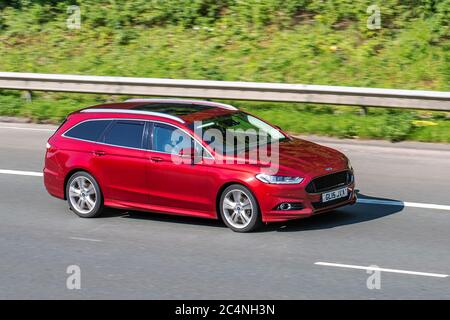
<box><xmin>274</xmin><ymin>202</ymin><xmax>303</xmax><ymax>211</ymax></box>
<box><xmin>279</xmin><ymin>203</ymin><xmax>292</xmax><ymax>210</ymax></box>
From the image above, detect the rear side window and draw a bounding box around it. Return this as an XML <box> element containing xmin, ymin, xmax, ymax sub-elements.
<box><xmin>103</xmin><ymin>120</ymin><xmax>145</xmax><ymax>149</ymax></box>
<box><xmin>64</xmin><ymin>120</ymin><xmax>111</xmax><ymax>142</ymax></box>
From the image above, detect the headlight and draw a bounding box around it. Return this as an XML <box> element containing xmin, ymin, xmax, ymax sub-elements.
<box><xmin>256</xmin><ymin>174</ymin><xmax>303</xmax><ymax>184</ymax></box>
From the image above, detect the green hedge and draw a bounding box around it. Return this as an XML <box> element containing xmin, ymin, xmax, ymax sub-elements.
<box><xmin>0</xmin><ymin>1</ymin><xmax>448</xmax><ymax>36</ymax></box>
<box><xmin>0</xmin><ymin>0</ymin><xmax>448</xmax><ymax>142</ymax></box>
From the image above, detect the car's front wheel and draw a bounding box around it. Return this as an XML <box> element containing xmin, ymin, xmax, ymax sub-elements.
<box><xmin>66</xmin><ymin>171</ymin><xmax>103</xmax><ymax>218</ymax></box>
<box><xmin>219</xmin><ymin>184</ymin><xmax>262</xmax><ymax>232</ymax></box>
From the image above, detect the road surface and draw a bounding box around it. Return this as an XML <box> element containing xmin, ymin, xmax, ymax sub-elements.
<box><xmin>0</xmin><ymin>122</ymin><xmax>449</xmax><ymax>299</ymax></box>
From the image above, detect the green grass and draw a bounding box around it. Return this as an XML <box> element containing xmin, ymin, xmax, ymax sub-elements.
<box><xmin>0</xmin><ymin>1</ymin><xmax>449</xmax><ymax>142</ymax></box>
<box><xmin>1</xmin><ymin>21</ymin><xmax>448</xmax><ymax>89</ymax></box>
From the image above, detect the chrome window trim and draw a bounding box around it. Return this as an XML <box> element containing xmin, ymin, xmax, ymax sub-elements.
<box><xmin>81</xmin><ymin>109</ymin><xmax>185</xmax><ymax>123</ymax></box>
<box><xmin>61</xmin><ymin>118</ymin><xmax>215</xmax><ymax>160</ymax></box>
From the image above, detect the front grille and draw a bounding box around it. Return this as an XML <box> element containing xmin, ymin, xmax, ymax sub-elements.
<box><xmin>306</xmin><ymin>170</ymin><xmax>352</xmax><ymax>193</ymax></box>
<box><xmin>312</xmin><ymin>194</ymin><xmax>351</xmax><ymax>209</ymax></box>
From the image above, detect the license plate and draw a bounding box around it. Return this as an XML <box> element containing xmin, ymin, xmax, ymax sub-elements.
<box><xmin>322</xmin><ymin>187</ymin><xmax>348</xmax><ymax>203</ymax></box>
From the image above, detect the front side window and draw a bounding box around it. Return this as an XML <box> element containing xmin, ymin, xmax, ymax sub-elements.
<box><xmin>64</xmin><ymin>120</ymin><xmax>111</xmax><ymax>142</ymax></box>
<box><xmin>151</xmin><ymin>123</ymin><xmax>209</xmax><ymax>160</ymax></box>
<box><xmin>102</xmin><ymin>120</ymin><xmax>145</xmax><ymax>149</ymax></box>
<box><xmin>152</xmin><ymin>123</ymin><xmax>193</xmax><ymax>154</ymax></box>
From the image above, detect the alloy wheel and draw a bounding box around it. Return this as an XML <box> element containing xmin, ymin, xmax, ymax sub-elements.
<box><xmin>68</xmin><ymin>176</ymin><xmax>97</xmax><ymax>215</ymax></box>
<box><xmin>222</xmin><ymin>189</ymin><xmax>254</xmax><ymax>229</ymax></box>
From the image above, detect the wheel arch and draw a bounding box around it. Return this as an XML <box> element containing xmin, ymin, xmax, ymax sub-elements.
<box><xmin>63</xmin><ymin>168</ymin><xmax>101</xmax><ymax>200</ymax></box>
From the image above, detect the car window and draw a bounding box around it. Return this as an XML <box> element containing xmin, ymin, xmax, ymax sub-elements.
<box><xmin>152</xmin><ymin>123</ymin><xmax>192</xmax><ymax>154</ymax></box>
<box><xmin>103</xmin><ymin>120</ymin><xmax>145</xmax><ymax>149</ymax></box>
<box><xmin>64</xmin><ymin>120</ymin><xmax>111</xmax><ymax>142</ymax></box>
<box><xmin>188</xmin><ymin>112</ymin><xmax>286</xmax><ymax>155</ymax></box>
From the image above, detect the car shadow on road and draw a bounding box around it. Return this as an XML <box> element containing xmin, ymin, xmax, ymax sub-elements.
<box><xmin>97</xmin><ymin>191</ymin><xmax>404</xmax><ymax>232</ymax></box>
<box><xmin>266</xmin><ymin>191</ymin><xmax>405</xmax><ymax>233</ymax></box>
<box><xmin>104</xmin><ymin>208</ymin><xmax>226</xmax><ymax>229</ymax></box>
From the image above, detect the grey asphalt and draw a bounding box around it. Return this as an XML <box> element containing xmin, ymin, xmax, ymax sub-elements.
<box><xmin>0</xmin><ymin>122</ymin><xmax>450</xmax><ymax>299</ymax></box>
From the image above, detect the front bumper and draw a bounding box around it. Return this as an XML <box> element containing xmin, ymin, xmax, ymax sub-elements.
<box><xmin>256</xmin><ymin>182</ymin><xmax>357</xmax><ymax>223</ymax></box>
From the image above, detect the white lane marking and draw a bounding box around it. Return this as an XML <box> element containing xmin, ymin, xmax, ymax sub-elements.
<box><xmin>0</xmin><ymin>169</ymin><xmax>43</xmax><ymax>177</ymax></box>
<box><xmin>357</xmin><ymin>198</ymin><xmax>450</xmax><ymax>211</ymax></box>
<box><xmin>315</xmin><ymin>262</ymin><xmax>448</xmax><ymax>278</ymax></box>
<box><xmin>1</xmin><ymin>168</ymin><xmax>450</xmax><ymax>212</ymax></box>
<box><xmin>0</xmin><ymin>126</ymin><xmax>55</xmax><ymax>132</ymax></box>
<box><xmin>69</xmin><ymin>237</ymin><xmax>103</xmax><ymax>242</ymax></box>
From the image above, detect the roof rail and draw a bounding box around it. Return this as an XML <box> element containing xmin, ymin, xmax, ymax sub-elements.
<box><xmin>124</xmin><ymin>98</ymin><xmax>238</xmax><ymax>111</ymax></box>
<box><xmin>81</xmin><ymin>108</ymin><xmax>185</xmax><ymax>123</ymax></box>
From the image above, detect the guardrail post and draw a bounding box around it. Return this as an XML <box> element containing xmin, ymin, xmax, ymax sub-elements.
<box><xmin>21</xmin><ymin>90</ymin><xmax>32</xmax><ymax>103</ymax></box>
<box><xmin>360</xmin><ymin>106</ymin><xmax>368</xmax><ymax>116</ymax></box>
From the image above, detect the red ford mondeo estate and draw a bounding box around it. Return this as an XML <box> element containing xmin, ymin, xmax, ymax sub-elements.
<box><xmin>44</xmin><ymin>99</ymin><xmax>356</xmax><ymax>232</ymax></box>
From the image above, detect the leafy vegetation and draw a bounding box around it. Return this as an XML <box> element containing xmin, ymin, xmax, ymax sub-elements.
<box><xmin>0</xmin><ymin>0</ymin><xmax>449</xmax><ymax>142</ymax></box>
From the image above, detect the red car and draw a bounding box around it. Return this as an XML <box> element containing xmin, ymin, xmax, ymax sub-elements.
<box><xmin>44</xmin><ymin>99</ymin><xmax>356</xmax><ymax>232</ymax></box>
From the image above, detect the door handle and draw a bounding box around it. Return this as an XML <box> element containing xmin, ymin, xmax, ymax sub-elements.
<box><xmin>150</xmin><ymin>156</ymin><xmax>164</xmax><ymax>162</ymax></box>
<box><xmin>93</xmin><ymin>150</ymin><xmax>106</xmax><ymax>156</ymax></box>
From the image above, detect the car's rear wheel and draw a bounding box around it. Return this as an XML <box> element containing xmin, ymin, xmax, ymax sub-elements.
<box><xmin>66</xmin><ymin>172</ymin><xmax>103</xmax><ymax>218</ymax></box>
<box><xmin>219</xmin><ymin>184</ymin><xmax>262</xmax><ymax>232</ymax></box>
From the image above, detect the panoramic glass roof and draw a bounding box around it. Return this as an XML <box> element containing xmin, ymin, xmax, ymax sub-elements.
<box><xmin>132</xmin><ymin>103</ymin><xmax>215</xmax><ymax>116</ymax></box>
